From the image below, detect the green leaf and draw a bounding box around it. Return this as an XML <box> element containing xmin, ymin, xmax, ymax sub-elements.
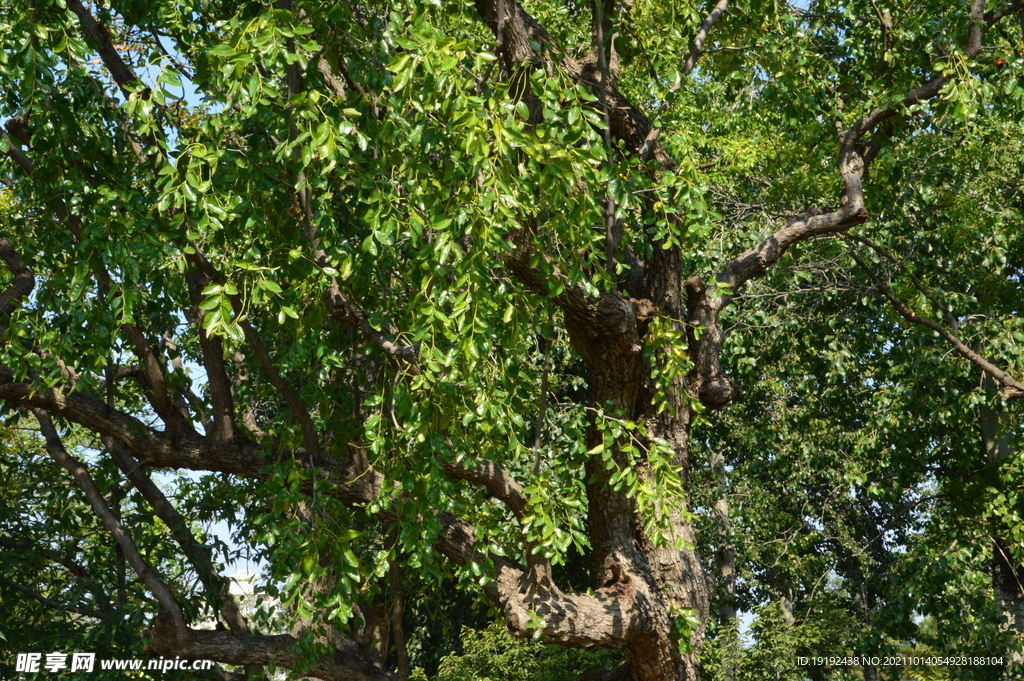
<box><xmin>260</xmin><ymin>279</ymin><xmax>283</xmax><ymax>294</ymax></box>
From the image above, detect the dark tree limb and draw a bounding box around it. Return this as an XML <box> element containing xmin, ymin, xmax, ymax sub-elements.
<box><xmin>66</xmin><ymin>0</ymin><xmax>153</xmax><ymax>161</ymax></box>
<box><xmin>105</xmin><ymin>438</ymin><xmax>251</xmax><ymax>633</ymax></box>
<box><xmin>32</xmin><ymin>410</ymin><xmax>189</xmax><ymax>634</ymax></box>
<box><xmin>323</xmin><ymin>283</ymin><xmax>421</xmax><ymax>361</ymax></box>
<box><xmin>388</xmin><ymin>548</ymin><xmax>410</xmax><ymax>680</ymax></box>
<box><xmin>67</xmin><ymin>0</ymin><xmax>141</xmax><ymax>97</ymax></box>
<box><xmin>186</xmin><ymin>250</ymin><xmax>322</xmax><ymax>455</ymax></box>
<box><xmin>1</xmin><ymin>131</ymin><xmax>34</xmax><ymax>175</ymax></box>
<box><xmin>848</xmin><ymin>234</ymin><xmax>959</xmax><ymax>330</ymax></box>
<box><xmin>0</xmin><ymin>538</ymin><xmax>116</xmax><ymax>616</ymax></box>
<box><xmin>185</xmin><ymin>273</ymin><xmax>237</xmax><ymax>442</ymax></box>
<box><xmin>119</xmin><ymin>324</ymin><xmax>194</xmax><ymax>434</ymax></box>
<box><xmin>230</xmin><ymin>350</ymin><xmax>266</xmax><ymax>437</ymax></box>
<box><xmin>0</xmin><ymin>576</ymin><xmax>105</xmax><ymax>619</ymax></box>
<box><xmin>280</xmin><ymin>36</ymin><xmax>418</xmax><ymax>365</ymax></box>
<box><xmin>473</xmin><ymin>0</ymin><xmax>673</xmax><ymax>165</ymax></box>
<box><xmin>164</xmin><ymin>333</ymin><xmax>216</xmax><ymax>433</ymax></box>
<box><xmin>986</xmin><ymin>0</ymin><xmax>1024</xmax><ymax>23</ymax></box>
<box><xmin>680</xmin><ymin>0</ymin><xmax>730</xmax><ymax>77</ymax></box>
<box><xmin>502</xmin><ymin>226</ymin><xmax>594</xmax><ymax>321</ymax></box>
<box><xmin>0</xmin><ymin>238</ymin><xmax>34</xmax><ymax>335</ymax></box>
<box><xmin>0</xmin><ymin>381</ymin><xmax>383</xmax><ymax>505</ymax></box>
<box><xmin>145</xmin><ymin>614</ymin><xmax>395</xmax><ymax>681</ymax></box>
<box><xmin>440</xmin><ymin>439</ymin><xmax>554</xmax><ymax>577</ymax></box>
<box><xmin>96</xmin><ymin>365</ymin><xmax>144</xmax><ymax>393</ymax></box>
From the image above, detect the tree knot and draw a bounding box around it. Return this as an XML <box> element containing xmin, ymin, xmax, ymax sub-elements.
<box><xmin>632</xmin><ymin>298</ymin><xmax>657</xmax><ymax>336</ymax></box>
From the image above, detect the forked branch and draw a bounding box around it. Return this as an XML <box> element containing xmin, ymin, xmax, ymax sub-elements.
<box><xmin>33</xmin><ymin>410</ymin><xmax>189</xmax><ymax>634</ymax></box>
<box><xmin>105</xmin><ymin>438</ymin><xmax>252</xmax><ymax>633</ymax></box>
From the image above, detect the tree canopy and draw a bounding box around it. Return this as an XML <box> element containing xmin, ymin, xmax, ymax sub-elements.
<box><xmin>1</xmin><ymin>0</ymin><xmax>1023</xmax><ymax>680</ymax></box>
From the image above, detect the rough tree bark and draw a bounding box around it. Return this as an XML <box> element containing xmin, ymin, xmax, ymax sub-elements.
<box><xmin>466</xmin><ymin>0</ymin><xmax>883</xmax><ymax>675</ymax></box>
<box><xmin>980</xmin><ymin>374</ymin><xmax>1024</xmax><ymax>659</ymax></box>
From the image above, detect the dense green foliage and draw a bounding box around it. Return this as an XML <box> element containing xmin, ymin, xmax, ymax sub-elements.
<box><xmin>420</xmin><ymin>622</ymin><xmax>619</xmax><ymax>681</ymax></box>
<box><xmin>1</xmin><ymin>0</ymin><xmax>1023</xmax><ymax>680</ymax></box>
<box><xmin>691</xmin><ymin>116</ymin><xmax>1024</xmax><ymax>678</ymax></box>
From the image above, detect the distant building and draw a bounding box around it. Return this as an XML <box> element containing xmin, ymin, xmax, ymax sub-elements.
<box><xmin>196</xmin><ymin>568</ymin><xmax>279</xmax><ymax>630</ymax></box>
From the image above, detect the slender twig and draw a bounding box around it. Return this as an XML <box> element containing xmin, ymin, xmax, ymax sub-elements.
<box><xmin>845</xmin><ymin>239</ymin><xmax>1024</xmax><ymax>399</ymax></box>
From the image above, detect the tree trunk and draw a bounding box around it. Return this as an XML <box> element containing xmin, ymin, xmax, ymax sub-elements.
<box><xmin>711</xmin><ymin>450</ymin><xmax>738</xmax><ymax>681</ymax></box>
<box><xmin>566</xmin><ymin>288</ymin><xmax>710</xmax><ymax>681</ymax></box>
<box><xmin>994</xmin><ymin>539</ymin><xmax>1024</xmax><ymax>636</ymax></box>
<box><xmin>979</xmin><ymin>373</ymin><xmax>1024</xmax><ymax>660</ymax></box>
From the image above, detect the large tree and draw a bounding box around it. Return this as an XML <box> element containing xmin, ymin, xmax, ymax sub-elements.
<box><xmin>2</xmin><ymin>1</ymin><xmax>1023</xmax><ymax>680</ymax></box>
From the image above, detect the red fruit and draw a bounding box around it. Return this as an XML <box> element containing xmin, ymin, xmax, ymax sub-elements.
<box><xmin>995</xmin><ymin>57</ymin><xmax>1006</xmax><ymax>68</ymax></box>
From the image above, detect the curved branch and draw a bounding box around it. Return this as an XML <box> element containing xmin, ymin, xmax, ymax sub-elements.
<box><xmin>680</xmin><ymin>0</ymin><xmax>1022</xmax><ymax>409</ymax></box>
<box><xmin>719</xmin><ymin>206</ymin><xmax>871</xmax><ymax>294</ymax></box>
<box><xmin>845</xmin><ymin>0</ymin><xmax>1020</xmax><ymax>143</ymax></box>
<box><xmin>442</xmin><ymin>458</ymin><xmax>528</xmax><ymax>521</ymax></box>
<box><xmin>145</xmin><ymin>614</ymin><xmax>394</xmax><ymax>681</ymax></box>
<box><xmin>845</xmin><ymin>75</ymin><xmax>947</xmax><ymax>142</ymax></box>
<box><xmin>688</xmin><ymin>201</ymin><xmax>870</xmax><ymax>408</ymax></box>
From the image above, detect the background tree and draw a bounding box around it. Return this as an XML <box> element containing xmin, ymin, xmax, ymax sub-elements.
<box><xmin>692</xmin><ymin>110</ymin><xmax>1024</xmax><ymax>680</ymax></box>
<box><xmin>1</xmin><ymin>1</ymin><xmax>1023</xmax><ymax>681</ymax></box>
